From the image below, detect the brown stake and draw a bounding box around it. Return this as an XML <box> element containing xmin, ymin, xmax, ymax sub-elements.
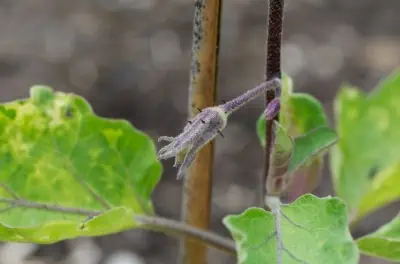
<box><xmin>262</xmin><ymin>0</ymin><xmax>284</xmax><ymax>206</ymax></box>
<box><xmin>179</xmin><ymin>1</ymin><xmax>222</xmax><ymax>264</ymax></box>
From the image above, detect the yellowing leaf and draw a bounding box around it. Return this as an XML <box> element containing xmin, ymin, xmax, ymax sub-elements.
<box><xmin>331</xmin><ymin>69</ymin><xmax>400</xmax><ymax>210</ymax></box>
<box><xmin>0</xmin><ymin>86</ymin><xmax>162</xmax><ymax>243</ymax></box>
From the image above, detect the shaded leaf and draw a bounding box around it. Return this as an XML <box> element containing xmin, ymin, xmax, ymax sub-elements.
<box><xmin>266</xmin><ymin>121</ymin><xmax>293</xmax><ymax>195</ymax></box>
<box><xmin>286</xmin><ymin>127</ymin><xmax>337</xmax><ymax>201</ymax></box>
<box><xmin>0</xmin><ymin>86</ymin><xmax>162</xmax><ymax>243</ymax></box>
<box><xmin>354</xmin><ymin>162</ymin><xmax>400</xmax><ymax>223</ymax></box>
<box><xmin>331</xmin><ymin>69</ymin><xmax>400</xmax><ymax>210</ymax></box>
<box><xmin>287</xmin><ymin>159</ymin><xmax>322</xmax><ymax>203</ymax></box>
<box><xmin>357</xmin><ymin>215</ymin><xmax>400</xmax><ymax>261</ymax></box>
<box><xmin>223</xmin><ymin>194</ymin><xmax>359</xmax><ymax>264</ymax></box>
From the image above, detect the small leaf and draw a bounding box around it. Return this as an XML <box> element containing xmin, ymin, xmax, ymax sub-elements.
<box><xmin>331</xmin><ymin>69</ymin><xmax>400</xmax><ymax>210</ymax></box>
<box><xmin>0</xmin><ymin>86</ymin><xmax>162</xmax><ymax>243</ymax></box>
<box><xmin>288</xmin><ymin>127</ymin><xmax>338</xmax><ymax>173</ymax></box>
<box><xmin>266</xmin><ymin>121</ymin><xmax>293</xmax><ymax>195</ymax></box>
<box><xmin>357</xmin><ymin>215</ymin><xmax>400</xmax><ymax>261</ymax></box>
<box><xmin>354</xmin><ymin>162</ymin><xmax>400</xmax><ymax>223</ymax></box>
<box><xmin>257</xmin><ymin>82</ymin><xmax>328</xmax><ymax>148</ymax></box>
<box><xmin>223</xmin><ymin>194</ymin><xmax>359</xmax><ymax>264</ymax></box>
<box><xmin>257</xmin><ymin>75</ymin><xmax>334</xmax><ymax>199</ymax></box>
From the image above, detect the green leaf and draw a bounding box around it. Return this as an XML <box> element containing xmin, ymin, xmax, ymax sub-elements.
<box><xmin>357</xmin><ymin>215</ymin><xmax>400</xmax><ymax>261</ymax></box>
<box><xmin>257</xmin><ymin>76</ymin><xmax>328</xmax><ymax>147</ymax></box>
<box><xmin>287</xmin><ymin>93</ymin><xmax>328</xmax><ymax>135</ymax></box>
<box><xmin>288</xmin><ymin>127</ymin><xmax>337</xmax><ymax>173</ymax></box>
<box><xmin>0</xmin><ymin>85</ymin><xmax>162</xmax><ymax>243</ymax></box>
<box><xmin>257</xmin><ymin>75</ymin><xmax>334</xmax><ymax>177</ymax></box>
<box><xmin>258</xmin><ymin>112</ymin><xmax>337</xmax><ymax>182</ymax></box>
<box><xmin>354</xmin><ymin>162</ymin><xmax>400</xmax><ymax>223</ymax></box>
<box><xmin>223</xmin><ymin>194</ymin><xmax>359</xmax><ymax>264</ymax></box>
<box><xmin>331</xmin><ymin>69</ymin><xmax>400</xmax><ymax>210</ymax></box>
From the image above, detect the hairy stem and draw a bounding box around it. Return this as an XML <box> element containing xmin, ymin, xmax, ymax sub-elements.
<box><xmin>221</xmin><ymin>79</ymin><xmax>281</xmax><ymax>114</ymax></box>
<box><xmin>0</xmin><ymin>197</ymin><xmax>236</xmax><ymax>255</ymax></box>
<box><xmin>261</xmin><ymin>0</ymin><xmax>284</xmax><ymax>206</ymax></box>
<box><xmin>180</xmin><ymin>1</ymin><xmax>223</xmax><ymax>263</ymax></box>
<box><xmin>136</xmin><ymin>215</ymin><xmax>236</xmax><ymax>255</ymax></box>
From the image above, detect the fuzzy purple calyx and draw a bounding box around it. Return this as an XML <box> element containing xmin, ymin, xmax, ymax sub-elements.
<box><xmin>264</xmin><ymin>97</ymin><xmax>281</xmax><ymax>120</ymax></box>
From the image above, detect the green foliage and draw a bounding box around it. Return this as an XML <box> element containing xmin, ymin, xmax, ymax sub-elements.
<box><xmin>257</xmin><ymin>75</ymin><xmax>337</xmax><ymax>192</ymax></box>
<box><xmin>0</xmin><ymin>70</ymin><xmax>397</xmax><ymax>264</ymax></box>
<box><xmin>331</xmin><ymin>70</ymin><xmax>400</xmax><ymax>212</ymax></box>
<box><xmin>355</xmin><ymin>162</ymin><xmax>400</xmax><ymax>223</ymax></box>
<box><xmin>288</xmin><ymin>127</ymin><xmax>337</xmax><ymax>173</ymax></box>
<box><xmin>257</xmin><ymin>75</ymin><xmax>330</xmax><ymax>146</ymax></box>
<box><xmin>357</xmin><ymin>216</ymin><xmax>400</xmax><ymax>261</ymax></box>
<box><xmin>223</xmin><ymin>194</ymin><xmax>359</xmax><ymax>264</ymax></box>
<box><xmin>0</xmin><ymin>86</ymin><xmax>162</xmax><ymax>243</ymax></box>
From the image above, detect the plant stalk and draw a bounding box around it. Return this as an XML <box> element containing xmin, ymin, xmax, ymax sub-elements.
<box><xmin>179</xmin><ymin>1</ymin><xmax>222</xmax><ymax>264</ymax></box>
<box><xmin>136</xmin><ymin>215</ymin><xmax>236</xmax><ymax>256</ymax></box>
<box><xmin>262</xmin><ymin>0</ymin><xmax>284</xmax><ymax>206</ymax></box>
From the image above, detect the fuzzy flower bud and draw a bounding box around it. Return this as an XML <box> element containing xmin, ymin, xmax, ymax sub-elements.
<box><xmin>158</xmin><ymin>106</ymin><xmax>228</xmax><ymax>179</ymax></box>
<box><xmin>158</xmin><ymin>78</ymin><xmax>281</xmax><ymax>179</ymax></box>
<box><xmin>264</xmin><ymin>97</ymin><xmax>281</xmax><ymax>120</ymax></box>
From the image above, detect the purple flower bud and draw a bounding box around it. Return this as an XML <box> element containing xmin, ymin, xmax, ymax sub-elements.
<box><xmin>158</xmin><ymin>78</ymin><xmax>282</xmax><ymax>180</ymax></box>
<box><xmin>158</xmin><ymin>106</ymin><xmax>228</xmax><ymax>179</ymax></box>
<box><xmin>264</xmin><ymin>97</ymin><xmax>280</xmax><ymax>120</ymax></box>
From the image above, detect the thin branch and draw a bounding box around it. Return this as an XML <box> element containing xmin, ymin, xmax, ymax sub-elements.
<box><xmin>220</xmin><ymin>79</ymin><xmax>281</xmax><ymax>114</ymax></box>
<box><xmin>135</xmin><ymin>215</ymin><xmax>236</xmax><ymax>256</ymax></box>
<box><xmin>180</xmin><ymin>0</ymin><xmax>222</xmax><ymax>263</ymax></box>
<box><xmin>265</xmin><ymin>0</ymin><xmax>284</xmax><ymax>81</ymax></box>
<box><xmin>261</xmin><ymin>0</ymin><xmax>284</xmax><ymax>207</ymax></box>
<box><xmin>0</xmin><ymin>196</ymin><xmax>236</xmax><ymax>255</ymax></box>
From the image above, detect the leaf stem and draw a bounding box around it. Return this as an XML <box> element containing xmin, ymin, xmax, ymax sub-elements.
<box><xmin>220</xmin><ymin>79</ymin><xmax>281</xmax><ymax>114</ymax></box>
<box><xmin>266</xmin><ymin>196</ymin><xmax>283</xmax><ymax>264</ymax></box>
<box><xmin>265</xmin><ymin>196</ymin><xmax>308</xmax><ymax>264</ymax></box>
<box><xmin>180</xmin><ymin>0</ymin><xmax>222</xmax><ymax>263</ymax></box>
<box><xmin>135</xmin><ymin>215</ymin><xmax>236</xmax><ymax>256</ymax></box>
<box><xmin>0</xmin><ymin>197</ymin><xmax>236</xmax><ymax>255</ymax></box>
<box><xmin>262</xmin><ymin>0</ymin><xmax>284</xmax><ymax>206</ymax></box>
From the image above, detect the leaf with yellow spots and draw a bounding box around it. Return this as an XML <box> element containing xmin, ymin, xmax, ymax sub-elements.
<box><xmin>0</xmin><ymin>86</ymin><xmax>162</xmax><ymax>243</ymax></box>
<box><xmin>331</xmin><ymin>69</ymin><xmax>400</xmax><ymax>215</ymax></box>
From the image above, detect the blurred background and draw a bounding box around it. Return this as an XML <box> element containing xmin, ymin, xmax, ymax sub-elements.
<box><xmin>0</xmin><ymin>0</ymin><xmax>399</xmax><ymax>263</ymax></box>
